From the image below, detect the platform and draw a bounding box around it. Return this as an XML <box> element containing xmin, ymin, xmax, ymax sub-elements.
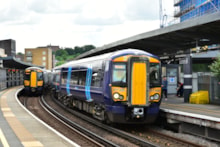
<box><xmin>161</xmin><ymin>95</ymin><xmax>220</xmax><ymax>119</ymax></box>
<box><xmin>160</xmin><ymin>95</ymin><xmax>220</xmax><ymax>141</ymax></box>
<box><xmin>0</xmin><ymin>86</ymin><xmax>79</xmax><ymax>147</ymax></box>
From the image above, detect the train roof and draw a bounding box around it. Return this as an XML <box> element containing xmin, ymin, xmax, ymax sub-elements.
<box><xmin>53</xmin><ymin>49</ymin><xmax>159</xmax><ymax>70</ymax></box>
<box><xmin>25</xmin><ymin>67</ymin><xmax>47</xmax><ymax>72</ymax></box>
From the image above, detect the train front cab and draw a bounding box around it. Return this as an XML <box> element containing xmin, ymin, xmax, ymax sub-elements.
<box><xmin>23</xmin><ymin>68</ymin><xmax>44</xmax><ymax>95</ymax></box>
<box><xmin>106</xmin><ymin>55</ymin><xmax>161</xmax><ymax>124</ymax></box>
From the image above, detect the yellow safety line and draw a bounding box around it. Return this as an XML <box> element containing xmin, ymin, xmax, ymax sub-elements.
<box><xmin>0</xmin><ymin>88</ymin><xmax>43</xmax><ymax>147</ymax></box>
<box><xmin>0</xmin><ymin>128</ymin><xmax>9</xmax><ymax>147</ymax></box>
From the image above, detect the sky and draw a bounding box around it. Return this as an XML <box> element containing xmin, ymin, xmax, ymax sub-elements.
<box><xmin>0</xmin><ymin>0</ymin><xmax>174</xmax><ymax>53</ymax></box>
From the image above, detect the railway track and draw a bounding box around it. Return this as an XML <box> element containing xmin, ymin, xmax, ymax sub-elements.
<box><xmin>18</xmin><ymin>91</ymin><xmax>212</xmax><ymax>147</ymax></box>
<box><xmin>46</xmin><ymin>93</ymin><xmax>206</xmax><ymax>147</ymax></box>
<box><xmin>18</xmin><ymin>95</ymin><xmax>109</xmax><ymax>147</ymax></box>
<box><xmin>42</xmin><ymin>94</ymin><xmax>157</xmax><ymax>147</ymax></box>
<box><xmin>40</xmin><ymin>96</ymin><xmax>119</xmax><ymax>147</ymax></box>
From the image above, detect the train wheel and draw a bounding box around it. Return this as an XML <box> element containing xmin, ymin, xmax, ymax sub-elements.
<box><xmin>103</xmin><ymin>112</ymin><xmax>111</xmax><ymax>125</ymax></box>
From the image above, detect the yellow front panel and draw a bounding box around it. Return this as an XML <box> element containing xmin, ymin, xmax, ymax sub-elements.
<box><xmin>113</xmin><ymin>55</ymin><xmax>132</xmax><ymax>62</ymax></box>
<box><xmin>131</xmin><ymin>63</ymin><xmax>147</xmax><ymax>105</ymax></box>
<box><xmin>149</xmin><ymin>87</ymin><xmax>161</xmax><ymax>102</ymax></box>
<box><xmin>148</xmin><ymin>57</ymin><xmax>160</xmax><ymax>63</ymax></box>
<box><xmin>38</xmin><ymin>81</ymin><xmax>43</xmax><ymax>86</ymax></box>
<box><xmin>30</xmin><ymin>72</ymin><xmax>37</xmax><ymax>88</ymax></box>
<box><xmin>24</xmin><ymin>80</ymin><xmax>30</xmax><ymax>86</ymax></box>
<box><xmin>111</xmin><ymin>87</ymin><xmax>127</xmax><ymax>101</ymax></box>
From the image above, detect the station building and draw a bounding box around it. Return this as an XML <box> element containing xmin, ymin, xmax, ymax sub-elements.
<box><xmin>24</xmin><ymin>47</ymin><xmax>53</xmax><ymax>70</ymax></box>
<box><xmin>0</xmin><ymin>39</ymin><xmax>16</xmax><ymax>57</ymax></box>
<box><xmin>161</xmin><ymin>0</ymin><xmax>220</xmax><ymax>103</ymax></box>
<box><xmin>174</xmin><ymin>0</ymin><xmax>220</xmax><ymax>22</ymax></box>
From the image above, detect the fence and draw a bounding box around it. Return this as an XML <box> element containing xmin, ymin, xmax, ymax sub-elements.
<box><xmin>198</xmin><ymin>73</ymin><xmax>220</xmax><ymax>104</ymax></box>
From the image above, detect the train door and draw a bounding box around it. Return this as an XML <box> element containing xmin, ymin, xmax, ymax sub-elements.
<box><xmin>30</xmin><ymin>71</ymin><xmax>37</xmax><ymax>88</ymax></box>
<box><xmin>166</xmin><ymin>65</ymin><xmax>179</xmax><ymax>94</ymax></box>
<box><xmin>128</xmin><ymin>57</ymin><xmax>149</xmax><ymax>106</ymax></box>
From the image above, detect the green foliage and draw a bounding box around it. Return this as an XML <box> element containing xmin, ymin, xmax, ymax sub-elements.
<box><xmin>55</xmin><ymin>45</ymin><xmax>95</xmax><ymax>67</ymax></box>
<box><xmin>56</xmin><ymin>60</ymin><xmax>66</xmax><ymax>66</ymax></box>
<box><xmin>55</xmin><ymin>49</ymin><xmax>68</xmax><ymax>57</ymax></box>
<box><xmin>17</xmin><ymin>52</ymin><xmax>24</xmax><ymax>55</ymax></box>
<box><xmin>65</xmin><ymin>48</ymin><xmax>75</xmax><ymax>55</ymax></box>
<box><xmin>209</xmin><ymin>55</ymin><xmax>220</xmax><ymax>79</ymax></box>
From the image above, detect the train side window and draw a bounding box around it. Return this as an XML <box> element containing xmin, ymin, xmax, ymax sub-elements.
<box><xmin>71</xmin><ymin>71</ymin><xmax>79</xmax><ymax>85</ymax></box>
<box><xmin>61</xmin><ymin>72</ymin><xmax>67</xmax><ymax>84</ymax></box>
<box><xmin>91</xmin><ymin>69</ymin><xmax>102</xmax><ymax>87</ymax></box>
<box><xmin>38</xmin><ymin>72</ymin><xmax>43</xmax><ymax>80</ymax></box>
<box><xmin>78</xmin><ymin>70</ymin><xmax>86</xmax><ymax>86</ymax></box>
<box><xmin>150</xmin><ymin>63</ymin><xmax>160</xmax><ymax>86</ymax></box>
<box><xmin>56</xmin><ymin>74</ymin><xmax>60</xmax><ymax>83</ymax></box>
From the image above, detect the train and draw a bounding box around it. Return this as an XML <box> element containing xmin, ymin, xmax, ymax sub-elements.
<box><xmin>51</xmin><ymin>49</ymin><xmax>162</xmax><ymax>124</ymax></box>
<box><xmin>23</xmin><ymin>67</ymin><xmax>51</xmax><ymax>95</ymax></box>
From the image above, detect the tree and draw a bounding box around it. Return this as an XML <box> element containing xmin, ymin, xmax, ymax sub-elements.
<box><xmin>55</xmin><ymin>49</ymin><xmax>68</xmax><ymax>61</ymax></box>
<box><xmin>55</xmin><ymin>49</ymin><xmax>68</xmax><ymax>57</ymax></box>
<box><xmin>54</xmin><ymin>45</ymin><xmax>96</xmax><ymax>67</ymax></box>
<box><xmin>17</xmin><ymin>52</ymin><xmax>24</xmax><ymax>55</ymax></box>
<box><xmin>65</xmin><ymin>48</ymin><xmax>75</xmax><ymax>55</ymax></box>
<box><xmin>209</xmin><ymin>55</ymin><xmax>220</xmax><ymax>79</ymax></box>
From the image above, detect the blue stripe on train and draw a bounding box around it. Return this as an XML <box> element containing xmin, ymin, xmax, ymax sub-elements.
<box><xmin>85</xmin><ymin>67</ymin><xmax>92</xmax><ymax>101</ymax></box>
<box><xmin>66</xmin><ymin>67</ymin><xmax>72</xmax><ymax>96</ymax></box>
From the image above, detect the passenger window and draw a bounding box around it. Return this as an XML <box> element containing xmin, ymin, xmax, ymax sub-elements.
<box><xmin>61</xmin><ymin>72</ymin><xmax>67</xmax><ymax>84</ymax></box>
<box><xmin>78</xmin><ymin>70</ymin><xmax>86</xmax><ymax>86</ymax></box>
<box><xmin>71</xmin><ymin>72</ymin><xmax>78</xmax><ymax>85</ymax></box>
<box><xmin>91</xmin><ymin>70</ymin><xmax>102</xmax><ymax>87</ymax></box>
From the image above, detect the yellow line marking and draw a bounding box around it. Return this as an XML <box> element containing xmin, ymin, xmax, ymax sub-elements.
<box><xmin>1</xmin><ymin>108</ymin><xmax>11</xmax><ymax>111</ymax></box>
<box><xmin>0</xmin><ymin>128</ymin><xmax>9</xmax><ymax>147</ymax></box>
<box><xmin>0</xmin><ymin>87</ymin><xmax>43</xmax><ymax>146</ymax></box>
<box><xmin>4</xmin><ymin>112</ymin><xmax>15</xmax><ymax>117</ymax></box>
<box><xmin>22</xmin><ymin>141</ymin><xmax>43</xmax><ymax>147</ymax></box>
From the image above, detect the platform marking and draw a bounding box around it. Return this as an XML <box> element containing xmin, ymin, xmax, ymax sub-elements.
<box><xmin>15</xmin><ymin>88</ymin><xmax>80</xmax><ymax>147</ymax></box>
<box><xmin>0</xmin><ymin>87</ymin><xmax>44</xmax><ymax>147</ymax></box>
<box><xmin>0</xmin><ymin>128</ymin><xmax>9</xmax><ymax>147</ymax></box>
<box><xmin>22</xmin><ymin>141</ymin><xmax>43</xmax><ymax>147</ymax></box>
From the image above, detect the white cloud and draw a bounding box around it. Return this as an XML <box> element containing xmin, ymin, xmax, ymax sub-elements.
<box><xmin>0</xmin><ymin>0</ymin><xmax>174</xmax><ymax>53</ymax></box>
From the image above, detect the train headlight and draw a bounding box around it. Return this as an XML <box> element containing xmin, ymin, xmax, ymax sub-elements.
<box><xmin>113</xmin><ymin>93</ymin><xmax>120</xmax><ymax>99</ymax></box>
<box><xmin>154</xmin><ymin>94</ymin><xmax>160</xmax><ymax>100</ymax></box>
<box><xmin>150</xmin><ymin>96</ymin><xmax>154</xmax><ymax>100</ymax></box>
<box><xmin>119</xmin><ymin>95</ymin><xmax>124</xmax><ymax>100</ymax></box>
<box><xmin>150</xmin><ymin>94</ymin><xmax>160</xmax><ymax>100</ymax></box>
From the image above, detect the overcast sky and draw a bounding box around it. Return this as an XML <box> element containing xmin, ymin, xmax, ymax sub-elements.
<box><xmin>0</xmin><ymin>0</ymin><xmax>174</xmax><ymax>53</ymax></box>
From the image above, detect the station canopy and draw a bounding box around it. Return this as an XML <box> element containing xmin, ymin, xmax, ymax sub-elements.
<box><xmin>76</xmin><ymin>12</ymin><xmax>220</xmax><ymax>59</ymax></box>
<box><xmin>0</xmin><ymin>56</ymin><xmax>43</xmax><ymax>69</ymax></box>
